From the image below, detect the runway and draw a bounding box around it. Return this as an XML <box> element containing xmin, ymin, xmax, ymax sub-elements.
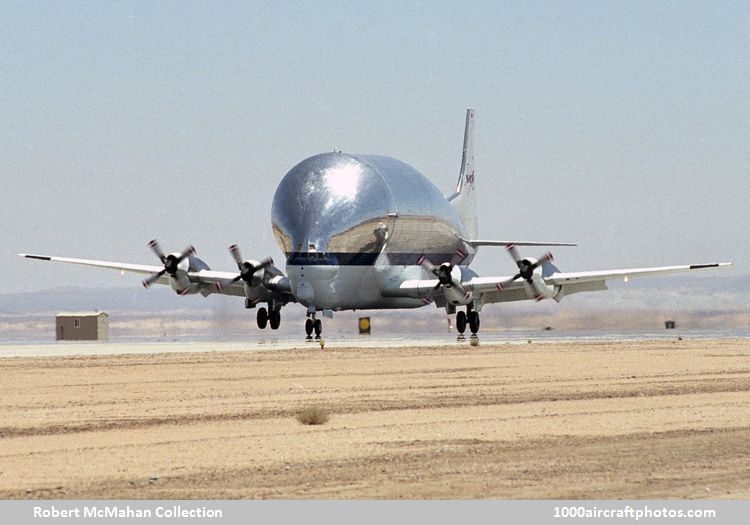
<box><xmin>0</xmin><ymin>337</ymin><xmax>464</xmax><ymax>358</ymax></box>
<box><xmin>1</xmin><ymin>338</ymin><xmax>748</xmax><ymax>499</ymax></box>
<box><xmin>1</xmin><ymin>328</ymin><xmax>746</xmax><ymax>358</ymax></box>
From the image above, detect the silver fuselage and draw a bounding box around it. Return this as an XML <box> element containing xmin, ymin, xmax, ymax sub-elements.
<box><xmin>271</xmin><ymin>153</ymin><xmax>475</xmax><ymax>311</ymax></box>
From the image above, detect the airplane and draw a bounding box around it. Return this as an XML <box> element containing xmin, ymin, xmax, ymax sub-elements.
<box><xmin>21</xmin><ymin>109</ymin><xmax>731</xmax><ymax>340</ymax></box>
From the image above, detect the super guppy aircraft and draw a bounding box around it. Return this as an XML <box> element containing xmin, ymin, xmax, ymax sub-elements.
<box><xmin>21</xmin><ymin>109</ymin><xmax>731</xmax><ymax>339</ymax></box>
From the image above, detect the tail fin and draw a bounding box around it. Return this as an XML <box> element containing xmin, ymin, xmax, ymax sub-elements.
<box><xmin>448</xmin><ymin>108</ymin><xmax>477</xmax><ymax>239</ymax></box>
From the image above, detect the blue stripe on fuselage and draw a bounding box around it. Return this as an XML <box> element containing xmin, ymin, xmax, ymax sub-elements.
<box><xmin>286</xmin><ymin>252</ymin><xmax>460</xmax><ymax>266</ymax></box>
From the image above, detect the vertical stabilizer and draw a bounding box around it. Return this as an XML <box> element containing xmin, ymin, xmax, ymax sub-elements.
<box><xmin>448</xmin><ymin>108</ymin><xmax>477</xmax><ymax>239</ymax></box>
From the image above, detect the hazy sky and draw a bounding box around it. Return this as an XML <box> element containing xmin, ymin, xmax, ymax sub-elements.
<box><xmin>2</xmin><ymin>1</ymin><xmax>747</xmax><ymax>295</ymax></box>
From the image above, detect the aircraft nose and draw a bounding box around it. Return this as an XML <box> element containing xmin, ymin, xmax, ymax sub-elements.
<box><xmin>292</xmin><ymin>266</ymin><xmax>339</xmax><ymax>308</ymax></box>
<box><xmin>295</xmin><ymin>280</ymin><xmax>315</xmax><ymax>305</ymax></box>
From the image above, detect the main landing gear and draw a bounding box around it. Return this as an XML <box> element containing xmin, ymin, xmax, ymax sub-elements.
<box><xmin>455</xmin><ymin>306</ymin><xmax>480</xmax><ymax>342</ymax></box>
<box><xmin>256</xmin><ymin>306</ymin><xmax>281</xmax><ymax>330</ymax></box>
<box><xmin>305</xmin><ymin>315</ymin><xmax>322</xmax><ymax>341</ymax></box>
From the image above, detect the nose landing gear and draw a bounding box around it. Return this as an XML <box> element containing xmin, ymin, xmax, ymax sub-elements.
<box><xmin>305</xmin><ymin>315</ymin><xmax>322</xmax><ymax>341</ymax></box>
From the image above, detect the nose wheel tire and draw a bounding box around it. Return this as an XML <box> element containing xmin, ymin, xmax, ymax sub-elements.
<box><xmin>269</xmin><ymin>309</ymin><xmax>281</xmax><ymax>330</ymax></box>
<box><xmin>468</xmin><ymin>311</ymin><xmax>480</xmax><ymax>334</ymax></box>
<box><xmin>305</xmin><ymin>318</ymin><xmax>322</xmax><ymax>340</ymax></box>
<box><xmin>314</xmin><ymin>319</ymin><xmax>322</xmax><ymax>338</ymax></box>
<box><xmin>257</xmin><ymin>307</ymin><xmax>268</xmax><ymax>329</ymax></box>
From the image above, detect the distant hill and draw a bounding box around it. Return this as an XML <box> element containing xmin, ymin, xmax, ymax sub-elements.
<box><xmin>0</xmin><ymin>286</ymin><xmax>215</xmax><ymax>314</ymax></box>
<box><xmin>0</xmin><ymin>274</ymin><xmax>746</xmax><ymax>341</ymax></box>
<box><xmin>2</xmin><ymin>274</ymin><xmax>746</xmax><ymax>315</ymax></box>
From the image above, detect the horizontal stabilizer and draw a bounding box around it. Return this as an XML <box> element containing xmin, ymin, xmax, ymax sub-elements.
<box><xmin>463</xmin><ymin>239</ymin><xmax>577</xmax><ymax>247</ymax></box>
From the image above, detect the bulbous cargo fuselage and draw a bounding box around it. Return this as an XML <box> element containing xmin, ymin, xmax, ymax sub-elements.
<box><xmin>271</xmin><ymin>152</ymin><xmax>474</xmax><ymax>310</ymax></box>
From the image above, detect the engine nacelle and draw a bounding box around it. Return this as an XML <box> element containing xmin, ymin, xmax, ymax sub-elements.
<box><xmin>169</xmin><ymin>273</ymin><xmax>193</xmax><ymax>294</ymax></box>
<box><xmin>242</xmin><ymin>259</ymin><xmax>266</xmax><ymax>287</ymax></box>
<box><xmin>520</xmin><ymin>257</ymin><xmax>557</xmax><ymax>301</ymax></box>
<box><xmin>169</xmin><ymin>254</ymin><xmax>210</xmax><ymax>295</ymax></box>
<box><xmin>441</xmin><ymin>264</ymin><xmax>471</xmax><ymax>305</ymax></box>
<box><xmin>443</xmin><ymin>285</ymin><xmax>472</xmax><ymax>305</ymax></box>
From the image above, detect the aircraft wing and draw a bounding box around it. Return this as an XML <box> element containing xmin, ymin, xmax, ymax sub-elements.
<box><xmin>21</xmin><ymin>254</ymin><xmax>165</xmax><ymax>275</ymax></box>
<box><xmin>19</xmin><ymin>253</ymin><xmax>292</xmax><ymax>299</ymax></box>
<box><xmin>385</xmin><ymin>274</ymin><xmax>528</xmax><ymax>303</ymax></box>
<box><xmin>475</xmin><ymin>262</ymin><xmax>732</xmax><ymax>305</ymax></box>
<box><xmin>386</xmin><ymin>262</ymin><xmax>732</xmax><ymax>305</ymax></box>
<box><xmin>466</xmin><ymin>263</ymin><xmax>732</xmax><ymax>292</ymax></box>
<box><xmin>544</xmin><ymin>263</ymin><xmax>732</xmax><ymax>286</ymax></box>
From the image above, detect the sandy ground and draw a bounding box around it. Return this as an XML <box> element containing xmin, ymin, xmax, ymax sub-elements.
<box><xmin>0</xmin><ymin>338</ymin><xmax>748</xmax><ymax>499</ymax></box>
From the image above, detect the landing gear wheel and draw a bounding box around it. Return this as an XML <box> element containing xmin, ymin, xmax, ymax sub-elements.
<box><xmin>257</xmin><ymin>307</ymin><xmax>268</xmax><ymax>329</ymax></box>
<box><xmin>269</xmin><ymin>309</ymin><xmax>281</xmax><ymax>330</ymax></box>
<box><xmin>468</xmin><ymin>311</ymin><xmax>480</xmax><ymax>334</ymax></box>
<box><xmin>313</xmin><ymin>319</ymin><xmax>322</xmax><ymax>339</ymax></box>
<box><xmin>456</xmin><ymin>311</ymin><xmax>467</xmax><ymax>334</ymax></box>
<box><xmin>305</xmin><ymin>318</ymin><xmax>314</xmax><ymax>340</ymax></box>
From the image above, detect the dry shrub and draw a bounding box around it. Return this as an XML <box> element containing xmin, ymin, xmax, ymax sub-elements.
<box><xmin>296</xmin><ymin>406</ymin><xmax>330</xmax><ymax>425</ymax></box>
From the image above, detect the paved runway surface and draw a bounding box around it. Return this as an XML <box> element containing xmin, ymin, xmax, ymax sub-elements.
<box><xmin>0</xmin><ymin>338</ymin><xmax>463</xmax><ymax>358</ymax></box>
<box><xmin>1</xmin><ymin>338</ymin><xmax>748</xmax><ymax>498</ymax></box>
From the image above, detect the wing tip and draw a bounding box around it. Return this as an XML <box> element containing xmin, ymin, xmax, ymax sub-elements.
<box><xmin>19</xmin><ymin>254</ymin><xmax>51</xmax><ymax>261</ymax></box>
<box><xmin>689</xmin><ymin>262</ymin><xmax>733</xmax><ymax>270</ymax></box>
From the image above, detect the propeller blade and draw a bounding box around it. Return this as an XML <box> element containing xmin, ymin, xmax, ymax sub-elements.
<box><xmin>506</xmin><ymin>243</ymin><xmax>523</xmax><ymax>267</ymax></box>
<box><xmin>142</xmin><ymin>269</ymin><xmax>166</xmax><ymax>288</ymax></box>
<box><xmin>176</xmin><ymin>245</ymin><xmax>196</xmax><ymax>263</ymax></box>
<box><xmin>148</xmin><ymin>239</ymin><xmax>167</xmax><ymax>263</ymax></box>
<box><xmin>528</xmin><ymin>252</ymin><xmax>554</xmax><ymax>272</ymax></box>
<box><xmin>528</xmin><ymin>279</ymin><xmax>546</xmax><ymax>302</ymax></box>
<box><xmin>452</xmin><ymin>247</ymin><xmax>468</xmax><ymax>265</ymax></box>
<box><xmin>496</xmin><ymin>272</ymin><xmax>522</xmax><ymax>291</ymax></box>
<box><xmin>229</xmin><ymin>244</ymin><xmax>243</xmax><ymax>270</ymax></box>
<box><xmin>417</xmin><ymin>255</ymin><xmax>438</xmax><ymax>276</ymax></box>
<box><xmin>421</xmin><ymin>290</ymin><xmax>435</xmax><ymax>305</ymax></box>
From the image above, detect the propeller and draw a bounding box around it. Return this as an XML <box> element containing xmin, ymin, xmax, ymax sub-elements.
<box><xmin>417</xmin><ymin>255</ymin><xmax>472</xmax><ymax>305</ymax></box>
<box><xmin>142</xmin><ymin>240</ymin><xmax>195</xmax><ymax>288</ymax></box>
<box><xmin>497</xmin><ymin>243</ymin><xmax>553</xmax><ymax>301</ymax></box>
<box><xmin>228</xmin><ymin>244</ymin><xmax>273</xmax><ymax>285</ymax></box>
<box><xmin>417</xmin><ymin>256</ymin><xmax>455</xmax><ymax>290</ymax></box>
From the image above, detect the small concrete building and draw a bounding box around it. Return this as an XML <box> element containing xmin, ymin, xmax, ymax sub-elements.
<box><xmin>56</xmin><ymin>311</ymin><xmax>109</xmax><ymax>341</ymax></box>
